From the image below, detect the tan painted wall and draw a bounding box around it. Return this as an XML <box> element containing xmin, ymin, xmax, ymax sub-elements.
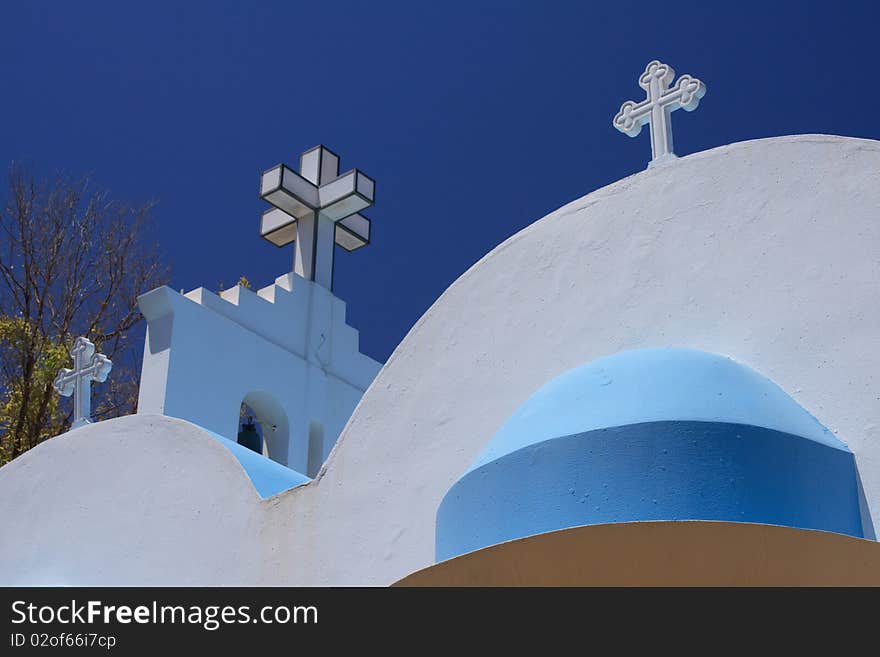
<box><xmin>396</xmin><ymin>521</ymin><xmax>880</xmax><ymax>586</ymax></box>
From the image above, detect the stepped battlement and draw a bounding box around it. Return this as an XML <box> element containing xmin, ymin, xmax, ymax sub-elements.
<box><xmin>136</xmin><ymin>272</ymin><xmax>382</xmax><ymax>474</ymax></box>
<box><xmin>139</xmin><ymin>273</ymin><xmax>376</xmax><ymax>389</ymax></box>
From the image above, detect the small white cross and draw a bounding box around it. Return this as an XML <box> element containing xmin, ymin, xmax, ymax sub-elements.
<box><xmin>53</xmin><ymin>336</ymin><xmax>112</xmax><ymax>429</ymax></box>
<box><xmin>259</xmin><ymin>146</ymin><xmax>374</xmax><ymax>290</ymax></box>
<box><xmin>613</xmin><ymin>60</ymin><xmax>706</xmax><ymax>168</ymax></box>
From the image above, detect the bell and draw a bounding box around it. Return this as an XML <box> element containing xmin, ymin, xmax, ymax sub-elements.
<box><xmin>237</xmin><ymin>416</ymin><xmax>262</xmax><ymax>454</ymax></box>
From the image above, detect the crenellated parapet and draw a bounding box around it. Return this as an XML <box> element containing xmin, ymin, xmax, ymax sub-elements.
<box><xmin>136</xmin><ymin>273</ymin><xmax>381</xmax><ymax>478</ymax></box>
<box><xmin>181</xmin><ymin>273</ymin><xmax>377</xmax><ymax>389</ymax></box>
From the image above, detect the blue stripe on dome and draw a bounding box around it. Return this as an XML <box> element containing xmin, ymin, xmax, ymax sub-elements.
<box><xmin>437</xmin><ymin>348</ymin><xmax>864</xmax><ymax>561</ymax></box>
<box><xmin>437</xmin><ymin>421</ymin><xmax>863</xmax><ymax>561</ymax></box>
<box><xmin>468</xmin><ymin>348</ymin><xmax>845</xmax><ymax>473</ymax></box>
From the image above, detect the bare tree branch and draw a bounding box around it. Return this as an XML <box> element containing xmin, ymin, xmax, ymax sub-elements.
<box><xmin>0</xmin><ymin>164</ymin><xmax>170</xmax><ymax>463</ymax></box>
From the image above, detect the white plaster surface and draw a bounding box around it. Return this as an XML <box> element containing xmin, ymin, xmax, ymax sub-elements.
<box><xmin>613</xmin><ymin>59</ymin><xmax>707</xmax><ymax>166</ymax></box>
<box><xmin>0</xmin><ymin>415</ymin><xmax>266</xmax><ymax>586</ymax></box>
<box><xmin>0</xmin><ymin>134</ymin><xmax>877</xmax><ymax>585</ymax></box>
<box><xmin>137</xmin><ymin>273</ymin><xmax>380</xmax><ymax>476</ymax></box>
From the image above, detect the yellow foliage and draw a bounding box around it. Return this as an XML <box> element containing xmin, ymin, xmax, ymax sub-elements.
<box><xmin>0</xmin><ymin>317</ymin><xmax>73</xmax><ymax>465</ymax></box>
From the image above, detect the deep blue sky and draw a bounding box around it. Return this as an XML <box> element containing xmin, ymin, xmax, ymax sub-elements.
<box><xmin>1</xmin><ymin>1</ymin><xmax>876</xmax><ymax>362</ymax></box>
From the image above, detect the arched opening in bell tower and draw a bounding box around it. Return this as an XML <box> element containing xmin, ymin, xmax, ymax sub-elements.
<box><xmin>238</xmin><ymin>390</ymin><xmax>290</xmax><ymax>466</ymax></box>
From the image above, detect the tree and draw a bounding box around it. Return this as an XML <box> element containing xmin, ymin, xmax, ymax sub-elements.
<box><xmin>0</xmin><ymin>164</ymin><xmax>170</xmax><ymax>465</ymax></box>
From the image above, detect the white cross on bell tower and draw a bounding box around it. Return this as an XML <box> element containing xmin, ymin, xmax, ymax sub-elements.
<box><xmin>259</xmin><ymin>145</ymin><xmax>374</xmax><ymax>290</ymax></box>
<box><xmin>613</xmin><ymin>60</ymin><xmax>707</xmax><ymax>168</ymax></box>
<box><xmin>53</xmin><ymin>336</ymin><xmax>113</xmax><ymax>429</ymax></box>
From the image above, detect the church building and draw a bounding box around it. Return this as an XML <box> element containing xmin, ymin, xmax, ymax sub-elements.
<box><xmin>1</xmin><ymin>61</ymin><xmax>879</xmax><ymax>586</ymax></box>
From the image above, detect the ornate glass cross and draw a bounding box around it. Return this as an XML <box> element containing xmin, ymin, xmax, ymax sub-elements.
<box><xmin>53</xmin><ymin>336</ymin><xmax>113</xmax><ymax>429</ymax></box>
<box><xmin>613</xmin><ymin>60</ymin><xmax>706</xmax><ymax>168</ymax></box>
<box><xmin>259</xmin><ymin>145</ymin><xmax>374</xmax><ymax>290</ymax></box>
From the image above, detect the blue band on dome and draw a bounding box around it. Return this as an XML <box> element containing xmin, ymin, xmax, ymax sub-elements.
<box><xmin>437</xmin><ymin>420</ymin><xmax>863</xmax><ymax>561</ymax></box>
<box><xmin>437</xmin><ymin>349</ymin><xmax>867</xmax><ymax>562</ymax></box>
<box><xmin>469</xmin><ymin>348</ymin><xmax>845</xmax><ymax>473</ymax></box>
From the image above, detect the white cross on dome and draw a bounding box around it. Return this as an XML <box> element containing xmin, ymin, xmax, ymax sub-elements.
<box><xmin>53</xmin><ymin>336</ymin><xmax>113</xmax><ymax>429</ymax></box>
<box><xmin>613</xmin><ymin>60</ymin><xmax>707</xmax><ymax>168</ymax></box>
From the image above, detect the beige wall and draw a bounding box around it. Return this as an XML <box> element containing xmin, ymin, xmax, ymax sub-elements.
<box><xmin>396</xmin><ymin>521</ymin><xmax>880</xmax><ymax>586</ymax></box>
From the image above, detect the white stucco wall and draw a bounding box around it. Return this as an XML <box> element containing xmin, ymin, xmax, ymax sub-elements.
<box><xmin>0</xmin><ymin>415</ymin><xmax>266</xmax><ymax>586</ymax></box>
<box><xmin>0</xmin><ymin>134</ymin><xmax>877</xmax><ymax>585</ymax></box>
<box><xmin>294</xmin><ymin>134</ymin><xmax>880</xmax><ymax>584</ymax></box>
<box><xmin>137</xmin><ymin>273</ymin><xmax>380</xmax><ymax>476</ymax></box>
